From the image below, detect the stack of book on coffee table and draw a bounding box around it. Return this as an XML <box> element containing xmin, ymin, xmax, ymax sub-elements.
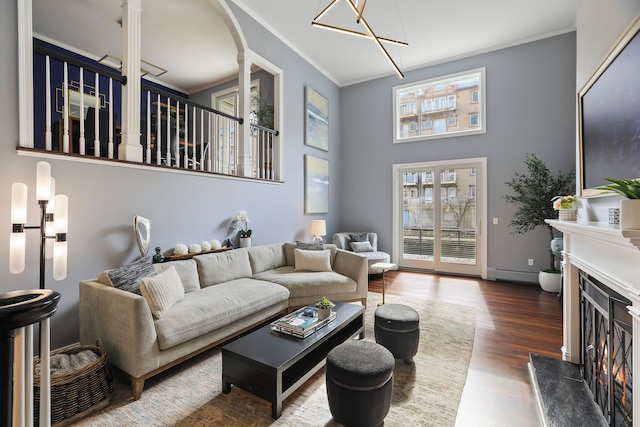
<box><xmin>271</xmin><ymin>306</ymin><xmax>337</xmax><ymax>338</ymax></box>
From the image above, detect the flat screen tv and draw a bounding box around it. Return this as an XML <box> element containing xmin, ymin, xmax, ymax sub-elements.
<box><xmin>579</xmin><ymin>15</ymin><xmax>640</xmax><ymax>197</ymax></box>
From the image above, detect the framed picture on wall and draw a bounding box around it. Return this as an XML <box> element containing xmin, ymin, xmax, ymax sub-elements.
<box><xmin>305</xmin><ymin>86</ymin><xmax>329</xmax><ymax>151</ymax></box>
<box><xmin>305</xmin><ymin>155</ymin><xmax>329</xmax><ymax>214</ymax></box>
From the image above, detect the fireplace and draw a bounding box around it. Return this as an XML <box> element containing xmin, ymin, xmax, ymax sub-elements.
<box><xmin>546</xmin><ymin>220</ymin><xmax>640</xmax><ymax>427</ymax></box>
<box><xmin>581</xmin><ymin>271</ymin><xmax>633</xmax><ymax>426</ymax></box>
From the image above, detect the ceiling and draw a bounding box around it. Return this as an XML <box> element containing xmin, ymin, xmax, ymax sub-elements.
<box><xmin>32</xmin><ymin>0</ymin><xmax>578</xmax><ymax>92</ymax></box>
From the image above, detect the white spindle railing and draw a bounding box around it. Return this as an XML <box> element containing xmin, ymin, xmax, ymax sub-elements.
<box><xmin>33</xmin><ymin>46</ymin><xmax>278</xmax><ymax>181</ymax></box>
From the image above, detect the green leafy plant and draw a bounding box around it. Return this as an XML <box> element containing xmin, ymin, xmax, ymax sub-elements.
<box><xmin>315</xmin><ymin>296</ymin><xmax>334</xmax><ymax>309</ymax></box>
<box><xmin>504</xmin><ymin>153</ymin><xmax>575</xmax><ymax>272</ymax></box>
<box><xmin>595</xmin><ymin>178</ymin><xmax>640</xmax><ymax>199</ymax></box>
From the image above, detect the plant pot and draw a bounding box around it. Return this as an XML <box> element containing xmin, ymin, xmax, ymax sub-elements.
<box><xmin>538</xmin><ymin>270</ymin><xmax>562</xmax><ymax>293</ymax></box>
<box><xmin>238</xmin><ymin>237</ymin><xmax>252</xmax><ymax>248</ymax></box>
<box><xmin>620</xmin><ymin>199</ymin><xmax>640</xmax><ymax>229</ymax></box>
<box><xmin>558</xmin><ymin>208</ymin><xmax>577</xmax><ymax>221</ymax></box>
<box><xmin>317</xmin><ymin>308</ymin><xmax>332</xmax><ymax>320</ymax></box>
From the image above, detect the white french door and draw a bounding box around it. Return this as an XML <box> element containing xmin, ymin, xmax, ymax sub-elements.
<box><xmin>392</xmin><ymin>158</ymin><xmax>487</xmax><ymax>278</ymax></box>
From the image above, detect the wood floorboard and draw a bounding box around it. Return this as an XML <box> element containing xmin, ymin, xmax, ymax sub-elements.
<box><xmin>368</xmin><ymin>270</ymin><xmax>563</xmax><ymax>427</ymax></box>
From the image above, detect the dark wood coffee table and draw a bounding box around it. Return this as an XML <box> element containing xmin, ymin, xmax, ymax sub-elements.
<box><xmin>221</xmin><ymin>301</ymin><xmax>365</xmax><ymax>419</ymax></box>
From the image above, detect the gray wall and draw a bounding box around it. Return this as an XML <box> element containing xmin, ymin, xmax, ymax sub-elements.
<box><xmin>340</xmin><ymin>33</ymin><xmax>577</xmax><ymax>282</ymax></box>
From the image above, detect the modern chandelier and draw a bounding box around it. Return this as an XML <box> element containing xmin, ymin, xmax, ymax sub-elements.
<box><xmin>312</xmin><ymin>0</ymin><xmax>408</xmax><ymax>78</ymax></box>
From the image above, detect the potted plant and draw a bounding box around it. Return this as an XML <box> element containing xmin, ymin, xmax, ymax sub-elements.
<box><xmin>315</xmin><ymin>296</ymin><xmax>334</xmax><ymax>319</ymax></box>
<box><xmin>504</xmin><ymin>153</ymin><xmax>575</xmax><ymax>292</ymax></box>
<box><xmin>232</xmin><ymin>210</ymin><xmax>252</xmax><ymax>247</ymax></box>
<box><xmin>596</xmin><ymin>178</ymin><xmax>640</xmax><ymax>229</ymax></box>
<box><xmin>551</xmin><ymin>195</ymin><xmax>581</xmax><ymax>221</ymax></box>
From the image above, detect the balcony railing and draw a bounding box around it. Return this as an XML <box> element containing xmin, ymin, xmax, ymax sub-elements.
<box><xmin>29</xmin><ymin>42</ymin><xmax>279</xmax><ymax>181</ymax></box>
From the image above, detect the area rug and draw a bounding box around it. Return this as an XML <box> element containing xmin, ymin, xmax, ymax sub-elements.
<box><xmin>74</xmin><ymin>293</ymin><xmax>476</xmax><ymax>426</ymax></box>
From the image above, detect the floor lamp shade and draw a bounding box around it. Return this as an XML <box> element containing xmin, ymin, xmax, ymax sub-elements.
<box><xmin>36</xmin><ymin>161</ymin><xmax>51</xmax><ymax>202</ymax></box>
<box><xmin>53</xmin><ymin>194</ymin><xmax>68</xmax><ymax>280</ymax></box>
<box><xmin>45</xmin><ymin>178</ymin><xmax>56</xmax><ymax>259</ymax></box>
<box><xmin>10</xmin><ymin>183</ymin><xmax>27</xmax><ymax>274</ymax></box>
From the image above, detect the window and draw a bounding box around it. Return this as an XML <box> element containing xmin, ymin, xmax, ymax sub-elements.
<box><xmin>393</xmin><ymin>68</ymin><xmax>486</xmax><ymax>143</ymax></box>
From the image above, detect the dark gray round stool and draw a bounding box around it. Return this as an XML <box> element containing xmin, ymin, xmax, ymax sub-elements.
<box><xmin>374</xmin><ymin>303</ymin><xmax>420</xmax><ymax>362</ymax></box>
<box><xmin>326</xmin><ymin>341</ymin><xmax>394</xmax><ymax>427</ymax></box>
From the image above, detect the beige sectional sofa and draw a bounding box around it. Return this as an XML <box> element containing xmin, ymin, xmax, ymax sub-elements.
<box><xmin>79</xmin><ymin>242</ymin><xmax>368</xmax><ymax>399</ymax></box>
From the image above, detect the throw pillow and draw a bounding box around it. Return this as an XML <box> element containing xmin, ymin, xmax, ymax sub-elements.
<box><xmin>140</xmin><ymin>265</ymin><xmax>185</xmax><ymax>319</ymax></box>
<box><xmin>296</xmin><ymin>240</ymin><xmax>325</xmax><ymax>251</ymax></box>
<box><xmin>349</xmin><ymin>232</ymin><xmax>368</xmax><ymax>243</ymax></box>
<box><xmin>107</xmin><ymin>256</ymin><xmax>156</xmax><ymax>295</ymax></box>
<box><xmin>294</xmin><ymin>249</ymin><xmax>332</xmax><ymax>272</ymax></box>
<box><xmin>350</xmin><ymin>241</ymin><xmax>374</xmax><ymax>253</ymax></box>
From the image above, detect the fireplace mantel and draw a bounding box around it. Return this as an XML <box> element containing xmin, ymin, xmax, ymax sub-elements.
<box><xmin>547</xmin><ymin>219</ymin><xmax>640</xmax><ymax>427</ymax></box>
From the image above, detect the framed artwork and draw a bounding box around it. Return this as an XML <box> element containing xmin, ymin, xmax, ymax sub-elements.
<box><xmin>305</xmin><ymin>86</ymin><xmax>329</xmax><ymax>151</ymax></box>
<box><xmin>305</xmin><ymin>155</ymin><xmax>329</xmax><ymax>214</ymax></box>
<box><xmin>579</xmin><ymin>15</ymin><xmax>640</xmax><ymax>196</ymax></box>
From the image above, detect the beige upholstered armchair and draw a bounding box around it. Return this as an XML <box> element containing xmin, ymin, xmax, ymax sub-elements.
<box><xmin>332</xmin><ymin>232</ymin><xmax>391</xmax><ymax>274</ymax></box>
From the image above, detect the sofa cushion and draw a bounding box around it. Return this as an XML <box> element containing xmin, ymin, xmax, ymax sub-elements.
<box><xmin>248</xmin><ymin>243</ymin><xmax>286</xmax><ymax>275</ymax></box>
<box><xmin>194</xmin><ymin>248</ymin><xmax>253</xmax><ymax>287</ymax></box>
<box><xmin>140</xmin><ymin>266</ymin><xmax>185</xmax><ymax>319</ymax></box>
<box><xmin>349</xmin><ymin>232</ymin><xmax>369</xmax><ymax>243</ymax></box>
<box><xmin>350</xmin><ymin>241</ymin><xmax>374</xmax><ymax>253</ymax></box>
<box><xmin>296</xmin><ymin>240</ymin><xmax>324</xmax><ymax>250</ymax></box>
<box><xmin>254</xmin><ymin>266</ymin><xmax>357</xmax><ymax>299</ymax></box>
<box><xmin>284</xmin><ymin>242</ymin><xmax>337</xmax><ymax>267</ymax></box>
<box><xmin>154</xmin><ymin>278</ymin><xmax>290</xmax><ymax>350</ymax></box>
<box><xmin>294</xmin><ymin>249</ymin><xmax>332</xmax><ymax>272</ymax></box>
<box><xmin>103</xmin><ymin>256</ymin><xmax>156</xmax><ymax>295</ymax></box>
<box><xmin>153</xmin><ymin>259</ymin><xmax>200</xmax><ymax>293</ymax></box>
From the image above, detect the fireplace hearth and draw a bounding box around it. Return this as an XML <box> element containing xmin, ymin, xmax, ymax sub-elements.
<box><xmin>581</xmin><ymin>271</ymin><xmax>633</xmax><ymax>427</ymax></box>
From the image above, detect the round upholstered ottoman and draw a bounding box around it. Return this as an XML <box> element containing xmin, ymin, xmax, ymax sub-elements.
<box><xmin>374</xmin><ymin>303</ymin><xmax>420</xmax><ymax>363</ymax></box>
<box><xmin>326</xmin><ymin>341</ymin><xmax>394</xmax><ymax>427</ymax></box>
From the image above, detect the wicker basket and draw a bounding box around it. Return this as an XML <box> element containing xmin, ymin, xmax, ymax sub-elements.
<box><xmin>34</xmin><ymin>340</ymin><xmax>113</xmax><ymax>426</ymax></box>
<box><xmin>558</xmin><ymin>208</ymin><xmax>577</xmax><ymax>221</ymax></box>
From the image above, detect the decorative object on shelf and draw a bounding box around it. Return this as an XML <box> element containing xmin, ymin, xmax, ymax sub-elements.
<box><xmin>238</xmin><ymin>237</ymin><xmax>251</xmax><ymax>248</ymax></box>
<box><xmin>312</xmin><ymin>0</ymin><xmax>408</xmax><ymax>78</ymax></box>
<box><xmin>210</xmin><ymin>239</ymin><xmax>221</xmax><ymax>250</ymax></box>
<box><xmin>133</xmin><ymin>215</ymin><xmax>151</xmax><ymax>257</ymax></box>
<box><xmin>9</xmin><ymin>161</ymin><xmax>69</xmax><ymax>425</ymax></box>
<box><xmin>223</xmin><ymin>239</ymin><xmax>235</xmax><ymax>249</ymax></box>
<box><xmin>201</xmin><ymin>241</ymin><xmax>212</xmax><ymax>252</ymax></box>
<box><xmin>173</xmin><ymin>244</ymin><xmax>188</xmax><ymax>256</ymax></box>
<box><xmin>609</xmin><ymin>208</ymin><xmax>621</xmax><ymax>225</ymax></box>
<box><xmin>552</xmin><ymin>195</ymin><xmax>580</xmax><ymax>221</ymax></box>
<box><xmin>310</xmin><ymin>219</ymin><xmax>326</xmax><ymax>242</ymax></box>
<box><xmin>232</xmin><ymin>210</ymin><xmax>252</xmax><ymax>237</ymax></box>
<box><xmin>596</xmin><ymin>178</ymin><xmax>640</xmax><ymax>229</ymax></box>
<box><xmin>315</xmin><ymin>296</ymin><xmax>334</xmax><ymax>320</ymax></box>
<box><xmin>504</xmin><ymin>153</ymin><xmax>575</xmax><ymax>291</ymax></box>
<box><xmin>188</xmin><ymin>243</ymin><xmax>202</xmax><ymax>254</ymax></box>
<box><xmin>152</xmin><ymin>247</ymin><xmax>164</xmax><ymax>263</ymax></box>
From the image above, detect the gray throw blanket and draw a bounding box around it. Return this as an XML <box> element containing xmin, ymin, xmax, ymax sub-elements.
<box><xmin>35</xmin><ymin>349</ymin><xmax>99</xmax><ymax>376</ymax></box>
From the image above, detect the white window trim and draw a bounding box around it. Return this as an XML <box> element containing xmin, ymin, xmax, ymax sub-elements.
<box><xmin>392</xmin><ymin>67</ymin><xmax>487</xmax><ymax>144</ymax></box>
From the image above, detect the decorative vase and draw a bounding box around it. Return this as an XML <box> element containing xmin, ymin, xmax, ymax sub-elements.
<box><xmin>238</xmin><ymin>237</ymin><xmax>252</xmax><ymax>248</ymax></box>
<box><xmin>619</xmin><ymin>199</ymin><xmax>640</xmax><ymax>229</ymax></box>
<box><xmin>558</xmin><ymin>208</ymin><xmax>577</xmax><ymax>221</ymax></box>
<box><xmin>317</xmin><ymin>307</ymin><xmax>332</xmax><ymax>320</ymax></box>
<box><xmin>550</xmin><ymin>237</ymin><xmax>563</xmax><ymax>257</ymax></box>
<box><xmin>538</xmin><ymin>271</ymin><xmax>562</xmax><ymax>293</ymax></box>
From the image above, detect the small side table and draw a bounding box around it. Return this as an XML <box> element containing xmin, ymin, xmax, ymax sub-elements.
<box><xmin>371</xmin><ymin>262</ymin><xmax>397</xmax><ymax>306</ymax></box>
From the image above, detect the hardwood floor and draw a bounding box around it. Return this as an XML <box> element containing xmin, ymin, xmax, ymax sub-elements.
<box><xmin>368</xmin><ymin>270</ymin><xmax>563</xmax><ymax>427</ymax></box>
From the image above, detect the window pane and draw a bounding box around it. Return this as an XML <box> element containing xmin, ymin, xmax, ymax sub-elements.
<box><xmin>394</xmin><ymin>68</ymin><xmax>485</xmax><ymax>143</ymax></box>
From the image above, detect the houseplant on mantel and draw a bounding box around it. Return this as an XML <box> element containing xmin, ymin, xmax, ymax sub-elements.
<box><xmin>596</xmin><ymin>178</ymin><xmax>640</xmax><ymax>229</ymax></box>
<box><xmin>504</xmin><ymin>153</ymin><xmax>575</xmax><ymax>292</ymax></box>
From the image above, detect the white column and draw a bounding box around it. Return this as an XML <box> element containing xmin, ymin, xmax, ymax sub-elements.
<box><xmin>18</xmin><ymin>0</ymin><xmax>34</xmax><ymax>148</ymax></box>
<box><xmin>119</xmin><ymin>0</ymin><xmax>143</xmax><ymax>161</ymax></box>
<box><xmin>561</xmin><ymin>233</ymin><xmax>581</xmax><ymax>363</ymax></box>
<box><xmin>237</xmin><ymin>52</ymin><xmax>252</xmax><ymax>177</ymax></box>
<box><xmin>628</xmin><ymin>305</ymin><xmax>640</xmax><ymax>427</ymax></box>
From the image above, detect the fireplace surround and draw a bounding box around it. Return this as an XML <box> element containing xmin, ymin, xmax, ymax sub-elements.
<box><xmin>547</xmin><ymin>220</ymin><xmax>640</xmax><ymax>426</ymax></box>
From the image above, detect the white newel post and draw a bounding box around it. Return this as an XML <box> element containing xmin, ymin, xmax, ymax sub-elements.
<box><xmin>119</xmin><ymin>0</ymin><xmax>143</xmax><ymax>162</ymax></box>
<box><xmin>237</xmin><ymin>52</ymin><xmax>252</xmax><ymax>177</ymax></box>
